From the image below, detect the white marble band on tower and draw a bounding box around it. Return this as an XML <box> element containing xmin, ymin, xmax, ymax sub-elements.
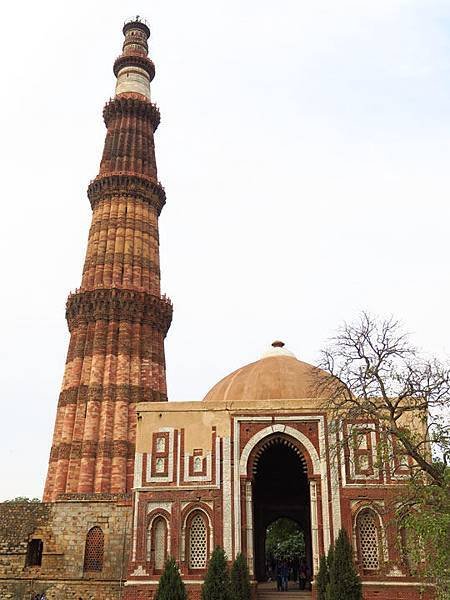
<box><xmin>114</xmin><ymin>18</ymin><xmax>153</xmax><ymax>99</ymax></box>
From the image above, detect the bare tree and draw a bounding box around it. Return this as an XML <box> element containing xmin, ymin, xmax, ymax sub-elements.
<box><xmin>316</xmin><ymin>312</ymin><xmax>449</xmax><ymax>487</ymax></box>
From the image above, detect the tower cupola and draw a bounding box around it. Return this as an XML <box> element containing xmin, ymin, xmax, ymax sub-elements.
<box><xmin>114</xmin><ymin>17</ymin><xmax>155</xmax><ymax>100</ymax></box>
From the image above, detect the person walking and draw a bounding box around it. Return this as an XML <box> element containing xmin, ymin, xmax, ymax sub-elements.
<box><xmin>298</xmin><ymin>559</ymin><xmax>307</xmax><ymax>590</ymax></box>
<box><xmin>275</xmin><ymin>560</ymin><xmax>283</xmax><ymax>592</ymax></box>
<box><xmin>280</xmin><ymin>561</ymin><xmax>289</xmax><ymax>592</ymax></box>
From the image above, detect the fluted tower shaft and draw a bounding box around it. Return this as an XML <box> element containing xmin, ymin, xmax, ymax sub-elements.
<box><xmin>44</xmin><ymin>19</ymin><xmax>172</xmax><ymax>502</ymax></box>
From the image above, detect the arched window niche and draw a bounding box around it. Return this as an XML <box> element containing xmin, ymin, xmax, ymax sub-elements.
<box><xmin>83</xmin><ymin>526</ymin><xmax>104</xmax><ymax>572</ymax></box>
<box><xmin>147</xmin><ymin>515</ymin><xmax>168</xmax><ymax>571</ymax></box>
<box><xmin>356</xmin><ymin>508</ymin><xmax>382</xmax><ymax>571</ymax></box>
<box><xmin>188</xmin><ymin>511</ymin><xmax>208</xmax><ymax>570</ymax></box>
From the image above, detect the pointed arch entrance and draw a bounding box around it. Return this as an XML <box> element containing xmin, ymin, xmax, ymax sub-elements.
<box><xmin>239</xmin><ymin>424</ymin><xmax>326</xmax><ymax>584</ymax></box>
<box><xmin>250</xmin><ymin>434</ymin><xmax>312</xmax><ymax>581</ymax></box>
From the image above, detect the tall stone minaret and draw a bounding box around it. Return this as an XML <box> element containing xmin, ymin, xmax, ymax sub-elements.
<box><xmin>44</xmin><ymin>18</ymin><xmax>172</xmax><ymax>501</ymax></box>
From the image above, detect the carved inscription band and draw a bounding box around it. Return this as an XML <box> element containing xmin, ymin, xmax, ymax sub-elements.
<box><xmin>49</xmin><ymin>440</ymin><xmax>135</xmax><ymax>462</ymax></box>
<box><xmin>113</xmin><ymin>54</ymin><xmax>156</xmax><ymax>82</ymax></box>
<box><xmin>57</xmin><ymin>384</ymin><xmax>168</xmax><ymax>407</ymax></box>
<box><xmin>87</xmin><ymin>173</ymin><xmax>166</xmax><ymax>213</ymax></box>
<box><xmin>66</xmin><ymin>288</ymin><xmax>173</xmax><ymax>333</ymax></box>
<box><xmin>103</xmin><ymin>96</ymin><xmax>159</xmax><ymax>129</ymax></box>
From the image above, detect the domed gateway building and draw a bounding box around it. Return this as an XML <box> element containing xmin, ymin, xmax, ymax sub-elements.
<box><xmin>128</xmin><ymin>342</ymin><xmax>335</xmax><ymax>586</ymax></box>
<box><xmin>126</xmin><ymin>341</ymin><xmax>417</xmax><ymax>599</ymax></box>
<box><xmin>0</xmin><ymin>18</ymin><xmax>432</xmax><ymax>600</ymax></box>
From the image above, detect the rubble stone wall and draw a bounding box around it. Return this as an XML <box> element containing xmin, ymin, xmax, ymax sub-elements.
<box><xmin>0</xmin><ymin>500</ymin><xmax>131</xmax><ymax>600</ymax></box>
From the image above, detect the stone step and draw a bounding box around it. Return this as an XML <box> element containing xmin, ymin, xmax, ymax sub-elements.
<box><xmin>258</xmin><ymin>592</ymin><xmax>311</xmax><ymax>600</ymax></box>
<box><xmin>257</xmin><ymin>593</ymin><xmax>311</xmax><ymax>600</ymax></box>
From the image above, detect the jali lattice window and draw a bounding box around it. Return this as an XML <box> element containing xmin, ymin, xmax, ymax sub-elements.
<box><xmin>153</xmin><ymin>518</ymin><xmax>166</xmax><ymax>570</ymax></box>
<box><xmin>83</xmin><ymin>526</ymin><xmax>104</xmax><ymax>572</ymax></box>
<box><xmin>357</xmin><ymin>510</ymin><xmax>380</xmax><ymax>570</ymax></box>
<box><xmin>189</xmin><ymin>513</ymin><xmax>207</xmax><ymax>569</ymax></box>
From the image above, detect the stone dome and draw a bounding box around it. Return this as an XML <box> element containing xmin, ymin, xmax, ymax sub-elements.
<box><xmin>203</xmin><ymin>342</ymin><xmax>325</xmax><ymax>402</ymax></box>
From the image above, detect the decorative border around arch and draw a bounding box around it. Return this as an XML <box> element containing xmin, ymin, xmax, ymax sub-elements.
<box><xmin>240</xmin><ymin>424</ymin><xmax>321</xmax><ymax>477</ymax></box>
<box><xmin>146</xmin><ymin>508</ymin><xmax>171</xmax><ymax>529</ymax></box>
<box><xmin>248</xmin><ymin>433</ymin><xmax>308</xmax><ymax>475</ymax></box>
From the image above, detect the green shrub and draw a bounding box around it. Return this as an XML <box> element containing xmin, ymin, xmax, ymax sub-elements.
<box><xmin>316</xmin><ymin>553</ymin><xmax>329</xmax><ymax>600</ymax></box>
<box><xmin>328</xmin><ymin>529</ymin><xmax>362</xmax><ymax>600</ymax></box>
<box><xmin>230</xmin><ymin>553</ymin><xmax>251</xmax><ymax>600</ymax></box>
<box><xmin>202</xmin><ymin>546</ymin><xmax>230</xmax><ymax>600</ymax></box>
<box><xmin>155</xmin><ymin>557</ymin><xmax>187</xmax><ymax>600</ymax></box>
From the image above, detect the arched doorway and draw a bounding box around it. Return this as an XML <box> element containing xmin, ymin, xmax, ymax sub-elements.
<box><xmin>251</xmin><ymin>435</ymin><xmax>312</xmax><ymax>582</ymax></box>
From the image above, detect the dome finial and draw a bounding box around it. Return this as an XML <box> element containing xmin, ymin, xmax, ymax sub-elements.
<box><xmin>261</xmin><ymin>341</ymin><xmax>295</xmax><ymax>359</ymax></box>
<box><xmin>272</xmin><ymin>340</ymin><xmax>285</xmax><ymax>348</ymax></box>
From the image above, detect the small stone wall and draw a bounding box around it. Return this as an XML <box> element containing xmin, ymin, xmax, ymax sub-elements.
<box><xmin>0</xmin><ymin>500</ymin><xmax>131</xmax><ymax>600</ymax></box>
<box><xmin>123</xmin><ymin>582</ymin><xmax>257</xmax><ymax>600</ymax></box>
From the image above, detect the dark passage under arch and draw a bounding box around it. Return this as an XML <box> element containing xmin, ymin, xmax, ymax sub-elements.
<box><xmin>252</xmin><ymin>436</ymin><xmax>312</xmax><ymax>582</ymax></box>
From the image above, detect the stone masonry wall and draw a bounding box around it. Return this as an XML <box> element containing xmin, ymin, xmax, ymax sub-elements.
<box><xmin>0</xmin><ymin>500</ymin><xmax>131</xmax><ymax>600</ymax></box>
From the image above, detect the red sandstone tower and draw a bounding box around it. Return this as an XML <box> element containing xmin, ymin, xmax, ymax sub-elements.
<box><xmin>44</xmin><ymin>18</ymin><xmax>172</xmax><ymax>502</ymax></box>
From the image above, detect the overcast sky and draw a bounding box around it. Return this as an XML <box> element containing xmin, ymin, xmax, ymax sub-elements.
<box><xmin>1</xmin><ymin>0</ymin><xmax>450</xmax><ymax>500</ymax></box>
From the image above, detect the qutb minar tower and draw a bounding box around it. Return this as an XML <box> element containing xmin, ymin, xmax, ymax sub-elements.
<box><xmin>44</xmin><ymin>18</ymin><xmax>172</xmax><ymax>501</ymax></box>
